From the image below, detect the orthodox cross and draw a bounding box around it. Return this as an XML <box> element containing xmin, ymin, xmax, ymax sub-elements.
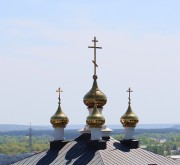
<box><xmin>127</xmin><ymin>87</ymin><xmax>133</xmax><ymax>105</ymax></box>
<box><xmin>56</xmin><ymin>87</ymin><xmax>63</xmax><ymax>105</ymax></box>
<box><xmin>88</xmin><ymin>37</ymin><xmax>102</xmax><ymax>75</ymax></box>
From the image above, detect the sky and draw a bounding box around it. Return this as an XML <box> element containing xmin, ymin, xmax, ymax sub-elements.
<box><xmin>0</xmin><ymin>0</ymin><xmax>180</xmax><ymax>126</ymax></box>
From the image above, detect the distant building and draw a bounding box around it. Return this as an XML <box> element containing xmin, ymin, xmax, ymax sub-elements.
<box><xmin>12</xmin><ymin>37</ymin><xmax>179</xmax><ymax>165</ymax></box>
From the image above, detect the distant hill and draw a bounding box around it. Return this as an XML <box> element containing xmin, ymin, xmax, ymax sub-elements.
<box><xmin>0</xmin><ymin>124</ymin><xmax>179</xmax><ymax>132</ymax></box>
<box><xmin>171</xmin><ymin>124</ymin><xmax>180</xmax><ymax>129</ymax></box>
<box><xmin>107</xmin><ymin>124</ymin><xmax>176</xmax><ymax>129</ymax></box>
<box><xmin>0</xmin><ymin>124</ymin><xmax>52</xmax><ymax>132</ymax></box>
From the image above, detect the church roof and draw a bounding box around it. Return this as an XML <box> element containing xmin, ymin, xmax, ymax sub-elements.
<box><xmin>12</xmin><ymin>134</ymin><xmax>179</xmax><ymax>165</ymax></box>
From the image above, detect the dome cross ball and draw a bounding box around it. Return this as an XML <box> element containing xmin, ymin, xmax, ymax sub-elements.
<box><xmin>50</xmin><ymin>87</ymin><xmax>69</xmax><ymax>128</ymax></box>
<box><xmin>120</xmin><ymin>88</ymin><xmax>139</xmax><ymax>128</ymax></box>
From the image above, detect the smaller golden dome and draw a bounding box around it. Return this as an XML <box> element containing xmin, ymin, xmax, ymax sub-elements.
<box><xmin>50</xmin><ymin>105</ymin><xmax>69</xmax><ymax>128</ymax></box>
<box><xmin>86</xmin><ymin>104</ymin><xmax>105</xmax><ymax>128</ymax></box>
<box><xmin>120</xmin><ymin>87</ymin><xmax>139</xmax><ymax>127</ymax></box>
<box><xmin>83</xmin><ymin>75</ymin><xmax>107</xmax><ymax>108</ymax></box>
<box><xmin>50</xmin><ymin>87</ymin><xmax>69</xmax><ymax>128</ymax></box>
<box><xmin>120</xmin><ymin>104</ymin><xmax>139</xmax><ymax>127</ymax></box>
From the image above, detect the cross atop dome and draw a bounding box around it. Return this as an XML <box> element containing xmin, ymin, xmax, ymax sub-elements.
<box><xmin>88</xmin><ymin>36</ymin><xmax>102</xmax><ymax>77</ymax></box>
<box><xmin>127</xmin><ymin>87</ymin><xmax>133</xmax><ymax>105</ymax></box>
<box><xmin>83</xmin><ymin>37</ymin><xmax>107</xmax><ymax>109</ymax></box>
<box><xmin>56</xmin><ymin>87</ymin><xmax>63</xmax><ymax>105</ymax></box>
<box><xmin>121</xmin><ymin>87</ymin><xmax>139</xmax><ymax>130</ymax></box>
<box><xmin>50</xmin><ymin>87</ymin><xmax>69</xmax><ymax>139</ymax></box>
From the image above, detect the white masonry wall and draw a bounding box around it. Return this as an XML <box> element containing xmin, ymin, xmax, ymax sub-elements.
<box><xmin>53</xmin><ymin>127</ymin><xmax>64</xmax><ymax>140</ymax></box>
<box><xmin>91</xmin><ymin>128</ymin><xmax>102</xmax><ymax>140</ymax></box>
<box><xmin>124</xmin><ymin>127</ymin><xmax>135</xmax><ymax>140</ymax></box>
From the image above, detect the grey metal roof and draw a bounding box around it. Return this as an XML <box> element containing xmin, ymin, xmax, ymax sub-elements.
<box><xmin>12</xmin><ymin>135</ymin><xmax>180</xmax><ymax>165</ymax></box>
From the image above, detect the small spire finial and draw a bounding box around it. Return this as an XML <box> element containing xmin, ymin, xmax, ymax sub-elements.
<box><xmin>88</xmin><ymin>36</ymin><xmax>102</xmax><ymax>78</ymax></box>
<box><xmin>127</xmin><ymin>87</ymin><xmax>133</xmax><ymax>105</ymax></box>
<box><xmin>29</xmin><ymin>122</ymin><xmax>32</xmax><ymax>153</ymax></box>
<box><xmin>56</xmin><ymin>87</ymin><xmax>63</xmax><ymax>106</ymax></box>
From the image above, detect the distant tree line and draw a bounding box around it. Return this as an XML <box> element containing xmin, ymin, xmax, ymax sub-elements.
<box><xmin>113</xmin><ymin>132</ymin><xmax>180</xmax><ymax>156</ymax></box>
<box><xmin>0</xmin><ymin>129</ymin><xmax>180</xmax><ymax>156</ymax></box>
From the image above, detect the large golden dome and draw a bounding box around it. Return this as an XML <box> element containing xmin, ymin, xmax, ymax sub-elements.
<box><xmin>120</xmin><ymin>104</ymin><xmax>139</xmax><ymax>127</ymax></box>
<box><xmin>83</xmin><ymin>75</ymin><xmax>107</xmax><ymax>108</ymax></box>
<box><xmin>86</xmin><ymin>104</ymin><xmax>105</xmax><ymax>128</ymax></box>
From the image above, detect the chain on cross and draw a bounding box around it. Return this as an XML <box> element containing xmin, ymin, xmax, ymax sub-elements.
<box><xmin>127</xmin><ymin>87</ymin><xmax>133</xmax><ymax>105</ymax></box>
<box><xmin>56</xmin><ymin>87</ymin><xmax>63</xmax><ymax>105</ymax></box>
<box><xmin>88</xmin><ymin>36</ymin><xmax>102</xmax><ymax>76</ymax></box>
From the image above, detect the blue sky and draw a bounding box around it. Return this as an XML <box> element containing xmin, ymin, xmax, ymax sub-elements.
<box><xmin>0</xmin><ymin>1</ymin><xmax>180</xmax><ymax>126</ymax></box>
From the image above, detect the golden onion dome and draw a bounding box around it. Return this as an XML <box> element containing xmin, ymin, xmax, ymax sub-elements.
<box><xmin>120</xmin><ymin>87</ymin><xmax>139</xmax><ymax>127</ymax></box>
<box><xmin>50</xmin><ymin>105</ymin><xmax>69</xmax><ymax>128</ymax></box>
<box><xmin>120</xmin><ymin>104</ymin><xmax>139</xmax><ymax>127</ymax></box>
<box><xmin>83</xmin><ymin>75</ymin><xmax>107</xmax><ymax>108</ymax></box>
<box><xmin>50</xmin><ymin>87</ymin><xmax>69</xmax><ymax>128</ymax></box>
<box><xmin>86</xmin><ymin>104</ymin><xmax>105</xmax><ymax>128</ymax></box>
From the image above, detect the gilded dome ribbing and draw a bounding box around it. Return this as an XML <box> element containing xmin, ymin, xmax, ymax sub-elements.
<box><xmin>83</xmin><ymin>75</ymin><xmax>107</xmax><ymax>108</ymax></box>
<box><xmin>50</xmin><ymin>105</ymin><xmax>69</xmax><ymax>128</ymax></box>
<box><xmin>121</xmin><ymin>104</ymin><xmax>139</xmax><ymax>127</ymax></box>
<box><xmin>120</xmin><ymin>88</ymin><xmax>139</xmax><ymax>127</ymax></box>
<box><xmin>86</xmin><ymin>104</ymin><xmax>105</xmax><ymax>128</ymax></box>
<box><xmin>50</xmin><ymin>88</ymin><xmax>69</xmax><ymax>128</ymax></box>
